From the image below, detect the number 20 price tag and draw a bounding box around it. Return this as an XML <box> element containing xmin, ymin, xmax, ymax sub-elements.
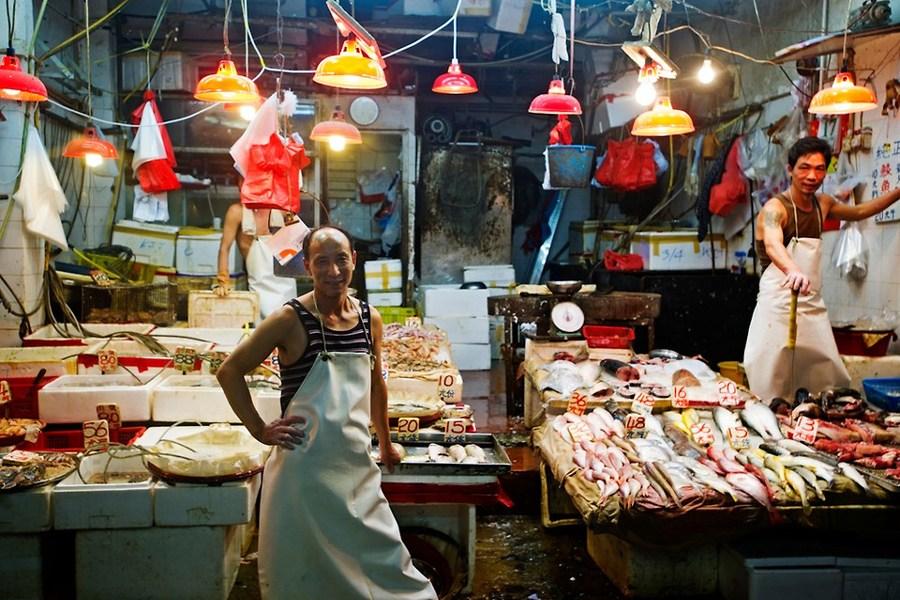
<box><xmin>397</xmin><ymin>417</ymin><xmax>420</xmax><ymax>441</ymax></box>
<box><xmin>444</xmin><ymin>418</ymin><xmax>467</xmax><ymax>443</ymax></box>
<box><xmin>717</xmin><ymin>380</ymin><xmax>741</xmax><ymax>407</ymax></box>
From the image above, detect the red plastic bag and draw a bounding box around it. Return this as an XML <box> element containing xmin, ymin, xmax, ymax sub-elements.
<box><xmin>595</xmin><ymin>138</ymin><xmax>656</xmax><ymax>192</ymax></box>
<box><xmin>603</xmin><ymin>249</ymin><xmax>643</xmax><ymax>271</ymax></box>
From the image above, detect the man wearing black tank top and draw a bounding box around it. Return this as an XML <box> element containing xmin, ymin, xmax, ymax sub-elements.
<box><xmin>744</xmin><ymin>136</ymin><xmax>900</xmax><ymax>401</ymax></box>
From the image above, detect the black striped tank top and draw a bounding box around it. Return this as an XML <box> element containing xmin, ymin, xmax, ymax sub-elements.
<box><xmin>279</xmin><ymin>298</ymin><xmax>372</xmax><ymax>413</ymax></box>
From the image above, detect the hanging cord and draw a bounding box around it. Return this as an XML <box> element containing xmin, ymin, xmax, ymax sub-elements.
<box><xmin>84</xmin><ymin>0</ymin><xmax>92</xmax><ymax>118</ymax></box>
<box><xmin>223</xmin><ymin>0</ymin><xmax>232</xmax><ymax>58</ymax></box>
<box><xmin>5</xmin><ymin>0</ymin><xmax>15</xmax><ymax>49</ymax></box>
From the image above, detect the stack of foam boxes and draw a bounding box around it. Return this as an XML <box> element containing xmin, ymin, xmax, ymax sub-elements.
<box><xmin>462</xmin><ymin>264</ymin><xmax>516</xmax><ymax>361</ymax></box>
<box><xmin>420</xmin><ymin>286</ymin><xmax>491</xmax><ymax>370</ymax></box>
<box><xmin>365</xmin><ymin>258</ymin><xmax>403</xmax><ymax>307</ymax></box>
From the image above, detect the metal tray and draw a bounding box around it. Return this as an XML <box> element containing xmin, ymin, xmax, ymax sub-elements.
<box><xmin>373</xmin><ymin>432</ymin><xmax>512</xmax><ymax>476</ymax></box>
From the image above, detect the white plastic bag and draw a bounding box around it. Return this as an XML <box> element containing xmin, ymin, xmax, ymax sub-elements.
<box><xmin>832</xmin><ymin>221</ymin><xmax>868</xmax><ymax>280</ymax></box>
<box><xmin>13</xmin><ymin>124</ymin><xmax>69</xmax><ymax>249</ymax></box>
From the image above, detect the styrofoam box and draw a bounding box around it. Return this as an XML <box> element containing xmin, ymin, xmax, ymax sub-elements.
<box><xmin>569</xmin><ymin>219</ymin><xmax>600</xmax><ymax>256</ymax></box>
<box><xmin>450</xmin><ymin>343</ymin><xmax>491</xmax><ymax>370</ymax></box>
<box><xmin>152</xmin><ymin>374</ymin><xmax>281</xmax><ymax>424</ymax></box>
<box><xmin>53</xmin><ymin>451</ymin><xmax>154</xmax><ymax>530</ymax></box>
<box><xmin>75</xmin><ymin>525</ymin><xmax>242</xmax><ymax>600</ymax></box>
<box><xmin>0</xmin><ymin>346</ymin><xmax>79</xmax><ymax>378</ymax></box>
<box><xmin>631</xmin><ymin>231</ymin><xmax>727</xmax><ymax>271</ymax></box>
<box><xmin>424</xmin><ymin>316</ymin><xmax>490</xmax><ymax>344</ymax></box>
<box><xmin>79</xmin><ymin>339</ymin><xmax>211</xmax><ymax>376</ymax></box>
<box><xmin>0</xmin><ymin>485</ymin><xmax>52</xmax><ymax>533</ymax></box>
<box><xmin>38</xmin><ymin>374</ymin><xmax>157</xmax><ymax>423</ymax></box>
<box><xmin>112</xmin><ymin>219</ymin><xmax>179</xmax><ymax>267</ymax></box>
<box><xmin>365</xmin><ymin>258</ymin><xmax>402</xmax><ymax>291</ymax></box>
<box><xmin>369</xmin><ymin>291</ymin><xmax>402</xmax><ymax>306</ymax></box>
<box><xmin>463</xmin><ymin>264</ymin><xmax>516</xmax><ymax>288</ymax></box>
<box><xmin>176</xmin><ymin>227</ymin><xmax>243</xmax><ymax>276</ymax></box>
<box><xmin>151</xmin><ymin>327</ymin><xmax>249</xmax><ymax>348</ymax></box>
<box><xmin>23</xmin><ymin>322</ymin><xmax>156</xmax><ymax>347</ymax></box>
<box><xmin>154</xmin><ymin>474</ymin><xmax>261</xmax><ymax>527</ymax></box>
<box><xmin>0</xmin><ymin>534</ymin><xmax>43</xmax><ymax>599</ymax></box>
<box><xmin>420</xmin><ymin>287</ymin><xmax>489</xmax><ymax>317</ymax></box>
<box><xmin>189</xmin><ymin>290</ymin><xmax>259</xmax><ymax>328</ymax></box>
<box><xmin>488</xmin><ymin>0</ymin><xmax>534</xmax><ymax>34</ymax></box>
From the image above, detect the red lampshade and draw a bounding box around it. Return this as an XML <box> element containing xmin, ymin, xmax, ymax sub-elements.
<box><xmin>310</xmin><ymin>107</ymin><xmax>363</xmax><ymax>151</ymax></box>
<box><xmin>63</xmin><ymin>126</ymin><xmax>119</xmax><ymax>165</ymax></box>
<box><xmin>194</xmin><ymin>58</ymin><xmax>260</xmax><ymax>103</ymax></box>
<box><xmin>0</xmin><ymin>49</ymin><xmax>47</xmax><ymax>102</ymax></box>
<box><xmin>314</xmin><ymin>38</ymin><xmax>387</xmax><ymax>90</ymax></box>
<box><xmin>528</xmin><ymin>77</ymin><xmax>582</xmax><ymax>115</ymax></box>
<box><xmin>809</xmin><ymin>71</ymin><xmax>878</xmax><ymax>115</ymax></box>
<box><xmin>432</xmin><ymin>59</ymin><xmax>478</xmax><ymax>94</ymax></box>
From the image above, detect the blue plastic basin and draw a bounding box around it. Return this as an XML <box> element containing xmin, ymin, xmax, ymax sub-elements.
<box><xmin>862</xmin><ymin>377</ymin><xmax>900</xmax><ymax>412</ymax></box>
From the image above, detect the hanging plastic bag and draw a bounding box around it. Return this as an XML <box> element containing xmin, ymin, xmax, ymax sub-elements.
<box><xmin>13</xmin><ymin>124</ymin><xmax>69</xmax><ymax>249</ymax></box>
<box><xmin>648</xmin><ymin>139</ymin><xmax>669</xmax><ymax>176</ymax></box>
<box><xmin>832</xmin><ymin>221</ymin><xmax>868</xmax><ymax>280</ymax></box>
<box><xmin>594</xmin><ymin>138</ymin><xmax>656</xmax><ymax>192</ymax></box>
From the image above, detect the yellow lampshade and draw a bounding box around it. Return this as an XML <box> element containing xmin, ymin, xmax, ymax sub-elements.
<box><xmin>808</xmin><ymin>72</ymin><xmax>878</xmax><ymax>115</ymax></box>
<box><xmin>194</xmin><ymin>59</ymin><xmax>260</xmax><ymax>103</ymax></box>
<box><xmin>313</xmin><ymin>38</ymin><xmax>387</xmax><ymax>90</ymax></box>
<box><xmin>631</xmin><ymin>96</ymin><xmax>695</xmax><ymax>136</ymax></box>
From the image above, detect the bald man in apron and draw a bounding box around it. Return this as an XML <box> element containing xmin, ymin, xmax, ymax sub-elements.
<box><xmin>217</xmin><ymin>225</ymin><xmax>436</xmax><ymax>600</ymax></box>
<box><xmin>744</xmin><ymin>136</ymin><xmax>900</xmax><ymax>402</ymax></box>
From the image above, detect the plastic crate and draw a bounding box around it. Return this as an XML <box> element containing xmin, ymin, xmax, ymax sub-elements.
<box><xmin>18</xmin><ymin>425</ymin><xmax>147</xmax><ymax>453</ymax></box>
<box><xmin>81</xmin><ymin>282</ymin><xmax>177</xmax><ymax>325</ymax></box>
<box><xmin>188</xmin><ymin>290</ymin><xmax>259</xmax><ymax>328</ymax></box>
<box><xmin>377</xmin><ymin>306</ymin><xmax>417</xmax><ymax>325</ymax></box>
<box><xmin>862</xmin><ymin>378</ymin><xmax>900</xmax><ymax>412</ymax></box>
<box><xmin>833</xmin><ymin>328</ymin><xmax>896</xmax><ymax>357</ymax></box>
<box><xmin>582</xmin><ymin>325</ymin><xmax>635</xmax><ymax>349</ymax></box>
<box><xmin>4</xmin><ymin>374</ymin><xmax>60</xmax><ymax>418</ymax></box>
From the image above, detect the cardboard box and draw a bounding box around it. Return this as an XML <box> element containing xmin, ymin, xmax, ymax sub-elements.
<box><xmin>419</xmin><ymin>287</ymin><xmax>489</xmax><ymax>317</ymax></box>
<box><xmin>112</xmin><ymin>220</ymin><xmax>179</xmax><ymax>267</ymax></box>
<box><xmin>463</xmin><ymin>264</ymin><xmax>516</xmax><ymax>288</ymax></box>
<box><xmin>450</xmin><ymin>342</ymin><xmax>491</xmax><ymax>370</ymax></box>
<box><xmin>176</xmin><ymin>227</ymin><xmax>242</xmax><ymax>276</ymax></box>
<box><xmin>488</xmin><ymin>0</ymin><xmax>533</xmax><ymax>34</ymax></box>
<box><xmin>425</xmin><ymin>316</ymin><xmax>490</xmax><ymax>344</ymax></box>
<box><xmin>365</xmin><ymin>259</ymin><xmax>402</xmax><ymax>292</ymax></box>
<box><xmin>369</xmin><ymin>291</ymin><xmax>403</xmax><ymax>307</ymax></box>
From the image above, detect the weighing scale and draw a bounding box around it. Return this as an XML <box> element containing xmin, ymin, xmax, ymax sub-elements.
<box><xmin>549</xmin><ymin>301</ymin><xmax>585</xmax><ymax>339</ymax></box>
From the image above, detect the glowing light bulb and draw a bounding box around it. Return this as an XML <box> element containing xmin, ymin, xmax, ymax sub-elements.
<box><xmin>238</xmin><ymin>104</ymin><xmax>257</xmax><ymax>121</ymax></box>
<box><xmin>2</xmin><ymin>88</ymin><xmax>20</xmax><ymax>97</ymax></box>
<box><xmin>328</xmin><ymin>136</ymin><xmax>347</xmax><ymax>152</ymax></box>
<box><xmin>635</xmin><ymin>80</ymin><xmax>657</xmax><ymax>106</ymax></box>
<box><xmin>84</xmin><ymin>152</ymin><xmax>103</xmax><ymax>168</ymax></box>
<box><xmin>697</xmin><ymin>59</ymin><xmax>716</xmax><ymax>85</ymax></box>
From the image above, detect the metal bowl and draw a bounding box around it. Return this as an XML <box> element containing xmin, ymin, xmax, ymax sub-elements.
<box><xmin>547</xmin><ymin>280</ymin><xmax>583</xmax><ymax>295</ymax></box>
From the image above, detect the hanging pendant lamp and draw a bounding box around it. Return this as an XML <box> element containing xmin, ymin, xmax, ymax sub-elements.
<box><xmin>433</xmin><ymin>59</ymin><xmax>478</xmax><ymax>95</ymax></box>
<box><xmin>529</xmin><ymin>76</ymin><xmax>582</xmax><ymax>115</ymax></box>
<box><xmin>0</xmin><ymin>49</ymin><xmax>46</xmax><ymax>102</ymax></box>
<box><xmin>63</xmin><ymin>126</ymin><xmax>118</xmax><ymax>167</ymax></box>
<box><xmin>195</xmin><ymin>58</ymin><xmax>259</xmax><ymax>103</ymax></box>
<box><xmin>310</xmin><ymin>106</ymin><xmax>362</xmax><ymax>152</ymax></box>
<box><xmin>631</xmin><ymin>96</ymin><xmax>695</xmax><ymax>136</ymax></box>
<box><xmin>808</xmin><ymin>71</ymin><xmax>877</xmax><ymax>115</ymax></box>
<box><xmin>314</xmin><ymin>37</ymin><xmax>387</xmax><ymax>90</ymax></box>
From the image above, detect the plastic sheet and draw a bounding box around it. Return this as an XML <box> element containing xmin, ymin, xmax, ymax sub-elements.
<box><xmin>147</xmin><ymin>424</ymin><xmax>271</xmax><ymax>478</ymax></box>
<box><xmin>832</xmin><ymin>221</ymin><xmax>868</xmax><ymax>280</ymax></box>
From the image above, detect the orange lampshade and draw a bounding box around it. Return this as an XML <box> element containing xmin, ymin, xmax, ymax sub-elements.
<box><xmin>0</xmin><ymin>50</ymin><xmax>47</xmax><ymax>102</ymax></box>
<box><xmin>310</xmin><ymin>107</ymin><xmax>362</xmax><ymax>151</ymax></box>
<box><xmin>528</xmin><ymin>76</ymin><xmax>582</xmax><ymax>115</ymax></box>
<box><xmin>808</xmin><ymin>71</ymin><xmax>878</xmax><ymax>115</ymax></box>
<box><xmin>631</xmin><ymin>96</ymin><xmax>695</xmax><ymax>136</ymax></box>
<box><xmin>432</xmin><ymin>59</ymin><xmax>478</xmax><ymax>94</ymax></box>
<box><xmin>63</xmin><ymin>126</ymin><xmax>119</xmax><ymax>164</ymax></box>
<box><xmin>194</xmin><ymin>58</ymin><xmax>260</xmax><ymax>103</ymax></box>
<box><xmin>313</xmin><ymin>38</ymin><xmax>387</xmax><ymax>90</ymax></box>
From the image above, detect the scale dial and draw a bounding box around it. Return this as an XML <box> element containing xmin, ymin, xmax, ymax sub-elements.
<box><xmin>551</xmin><ymin>301</ymin><xmax>585</xmax><ymax>333</ymax></box>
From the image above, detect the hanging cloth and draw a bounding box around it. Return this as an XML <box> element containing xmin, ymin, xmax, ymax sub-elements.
<box><xmin>130</xmin><ymin>90</ymin><xmax>180</xmax><ymax>194</ymax></box>
<box><xmin>240</xmin><ymin>133</ymin><xmax>309</xmax><ymax>213</ymax></box>
<box><xmin>13</xmin><ymin>124</ymin><xmax>69</xmax><ymax>249</ymax></box>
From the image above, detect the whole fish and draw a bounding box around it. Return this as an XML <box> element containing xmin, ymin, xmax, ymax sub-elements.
<box><xmin>776</xmin><ymin>438</ymin><xmax>812</xmax><ymax>455</ymax></box>
<box><xmin>780</xmin><ymin>456</ymin><xmax>835</xmax><ymax>483</ymax></box>
<box><xmin>741</xmin><ymin>402</ymin><xmax>784</xmax><ymax>440</ymax></box>
<box><xmin>838</xmin><ymin>462</ymin><xmax>870</xmax><ymax>493</ymax></box>
<box><xmin>662</xmin><ymin>421</ymin><xmax>702</xmax><ymax>459</ymax></box>
<box><xmin>714</xmin><ymin>407</ymin><xmax>742</xmax><ymax>437</ymax></box>
<box><xmin>791</xmin><ymin>466</ymin><xmax>825</xmax><ymax>501</ymax></box>
<box><xmin>676</xmin><ymin>456</ymin><xmax>740</xmax><ymax>501</ymax></box>
<box><xmin>647</xmin><ymin>461</ymin><xmax>683</xmax><ymax>509</ymax></box>
<box><xmin>784</xmin><ymin>469</ymin><xmax>810</xmax><ymax>510</ymax></box>
<box><xmin>725</xmin><ymin>472</ymin><xmax>773</xmax><ymax>511</ymax></box>
<box><xmin>763</xmin><ymin>453</ymin><xmax>788</xmax><ymax>483</ymax></box>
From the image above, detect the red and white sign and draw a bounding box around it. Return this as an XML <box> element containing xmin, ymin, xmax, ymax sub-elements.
<box><xmin>672</xmin><ymin>385</ymin><xmax>690</xmax><ymax>408</ymax></box>
<box><xmin>792</xmin><ymin>416</ymin><xmax>819</xmax><ymax>445</ymax></box>
<box><xmin>717</xmin><ymin>380</ymin><xmax>741</xmax><ymax>407</ymax></box>
<box><xmin>624</xmin><ymin>413</ymin><xmax>647</xmax><ymax>435</ymax></box>
<box><xmin>567</xmin><ymin>391</ymin><xmax>588</xmax><ymax>417</ymax></box>
<box><xmin>689</xmin><ymin>422</ymin><xmax>715</xmax><ymax>446</ymax></box>
<box><xmin>397</xmin><ymin>417</ymin><xmax>420</xmax><ymax>441</ymax></box>
<box><xmin>726</xmin><ymin>426</ymin><xmax>750</xmax><ymax>449</ymax></box>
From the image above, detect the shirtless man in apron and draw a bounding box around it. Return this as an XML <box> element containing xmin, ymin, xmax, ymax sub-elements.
<box><xmin>217</xmin><ymin>226</ymin><xmax>437</xmax><ymax>600</ymax></box>
<box><xmin>744</xmin><ymin>136</ymin><xmax>900</xmax><ymax>402</ymax></box>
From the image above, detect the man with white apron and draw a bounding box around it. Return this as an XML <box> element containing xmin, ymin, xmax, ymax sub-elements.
<box><xmin>216</xmin><ymin>226</ymin><xmax>437</xmax><ymax>600</ymax></box>
<box><xmin>744</xmin><ymin>136</ymin><xmax>900</xmax><ymax>402</ymax></box>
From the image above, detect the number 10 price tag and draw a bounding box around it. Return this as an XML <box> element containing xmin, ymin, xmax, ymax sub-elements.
<box><xmin>397</xmin><ymin>417</ymin><xmax>420</xmax><ymax>441</ymax></box>
<box><xmin>438</xmin><ymin>373</ymin><xmax>457</xmax><ymax>403</ymax></box>
<box><xmin>444</xmin><ymin>418</ymin><xmax>466</xmax><ymax>443</ymax></box>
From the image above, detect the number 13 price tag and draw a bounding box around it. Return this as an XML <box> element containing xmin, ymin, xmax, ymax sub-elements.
<box><xmin>792</xmin><ymin>416</ymin><xmax>819</xmax><ymax>444</ymax></box>
<box><xmin>444</xmin><ymin>418</ymin><xmax>466</xmax><ymax>443</ymax></box>
<box><xmin>397</xmin><ymin>417</ymin><xmax>420</xmax><ymax>441</ymax></box>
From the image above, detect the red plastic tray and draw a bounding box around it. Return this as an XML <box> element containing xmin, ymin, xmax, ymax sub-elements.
<box><xmin>582</xmin><ymin>325</ymin><xmax>635</xmax><ymax>349</ymax></box>
<box><xmin>17</xmin><ymin>425</ymin><xmax>146</xmax><ymax>453</ymax></box>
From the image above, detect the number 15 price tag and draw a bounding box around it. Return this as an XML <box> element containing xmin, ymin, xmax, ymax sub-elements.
<box><xmin>444</xmin><ymin>418</ymin><xmax>466</xmax><ymax>443</ymax></box>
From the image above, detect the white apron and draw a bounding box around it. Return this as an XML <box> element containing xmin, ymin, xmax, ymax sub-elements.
<box><xmin>744</xmin><ymin>198</ymin><xmax>850</xmax><ymax>401</ymax></box>
<box><xmin>246</xmin><ymin>237</ymin><xmax>297</xmax><ymax>319</ymax></box>
<box><xmin>258</xmin><ymin>310</ymin><xmax>436</xmax><ymax>600</ymax></box>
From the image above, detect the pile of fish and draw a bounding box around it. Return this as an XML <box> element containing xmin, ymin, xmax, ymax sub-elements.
<box><xmin>551</xmin><ymin>398</ymin><xmax>895</xmax><ymax>515</ymax></box>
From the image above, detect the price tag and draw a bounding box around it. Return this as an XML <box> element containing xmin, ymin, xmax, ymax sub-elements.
<box><xmin>624</xmin><ymin>413</ymin><xmax>647</xmax><ymax>438</ymax></box>
<box><xmin>82</xmin><ymin>419</ymin><xmax>110</xmax><ymax>449</ymax></box>
<box><xmin>174</xmin><ymin>347</ymin><xmax>197</xmax><ymax>374</ymax></box>
<box><xmin>689</xmin><ymin>422</ymin><xmax>715</xmax><ymax>445</ymax></box>
<box><xmin>792</xmin><ymin>416</ymin><xmax>819</xmax><ymax>444</ymax></box>
<box><xmin>405</xmin><ymin>316</ymin><xmax>422</xmax><ymax>328</ymax></box>
<box><xmin>566</xmin><ymin>391</ymin><xmax>588</xmax><ymax>417</ymax></box>
<box><xmin>206</xmin><ymin>351</ymin><xmax>227</xmax><ymax>375</ymax></box>
<box><xmin>717</xmin><ymin>380</ymin><xmax>741</xmax><ymax>407</ymax></box>
<box><xmin>726</xmin><ymin>426</ymin><xmax>750</xmax><ymax>449</ymax></box>
<box><xmin>672</xmin><ymin>385</ymin><xmax>690</xmax><ymax>408</ymax></box>
<box><xmin>566</xmin><ymin>421</ymin><xmax>593</xmax><ymax>444</ymax></box>
<box><xmin>444</xmin><ymin>418</ymin><xmax>467</xmax><ymax>443</ymax></box>
<box><xmin>89</xmin><ymin>269</ymin><xmax>113</xmax><ymax>286</ymax></box>
<box><xmin>397</xmin><ymin>417</ymin><xmax>420</xmax><ymax>441</ymax></box>
<box><xmin>97</xmin><ymin>349</ymin><xmax>118</xmax><ymax>374</ymax></box>
<box><xmin>631</xmin><ymin>392</ymin><xmax>655</xmax><ymax>416</ymax></box>
<box><xmin>437</xmin><ymin>373</ymin><xmax>457</xmax><ymax>403</ymax></box>
<box><xmin>96</xmin><ymin>403</ymin><xmax>121</xmax><ymax>433</ymax></box>
<box><xmin>0</xmin><ymin>380</ymin><xmax>10</xmax><ymax>405</ymax></box>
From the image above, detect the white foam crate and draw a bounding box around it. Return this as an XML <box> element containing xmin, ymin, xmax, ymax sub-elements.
<box><xmin>419</xmin><ymin>287</ymin><xmax>489</xmax><ymax>317</ymax></box>
<box><xmin>450</xmin><ymin>342</ymin><xmax>491</xmax><ymax>370</ymax></box>
<box><xmin>463</xmin><ymin>264</ymin><xmax>516</xmax><ymax>288</ymax></box>
<box><xmin>0</xmin><ymin>485</ymin><xmax>52</xmax><ymax>533</ymax></box>
<box><xmin>23</xmin><ymin>323</ymin><xmax>156</xmax><ymax>347</ymax></box>
<box><xmin>152</xmin><ymin>374</ymin><xmax>281</xmax><ymax>424</ymax></box>
<box><xmin>53</xmin><ymin>451</ymin><xmax>154</xmax><ymax>530</ymax></box>
<box><xmin>424</xmin><ymin>316</ymin><xmax>490</xmax><ymax>344</ymax></box>
<box><xmin>38</xmin><ymin>373</ymin><xmax>157</xmax><ymax>423</ymax></box>
<box><xmin>153</xmin><ymin>473</ymin><xmax>261</xmax><ymax>526</ymax></box>
<box><xmin>0</xmin><ymin>346</ymin><xmax>79</xmax><ymax>378</ymax></box>
<box><xmin>79</xmin><ymin>339</ymin><xmax>212</xmax><ymax>376</ymax></box>
<box><xmin>151</xmin><ymin>327</ymin><xmax>249</xmax><ymax>348</ymax></box>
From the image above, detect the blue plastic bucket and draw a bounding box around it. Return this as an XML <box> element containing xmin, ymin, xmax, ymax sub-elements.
<box><xmin>546</xmin><ymin>145</ymin><xmax>596</xmax><ymax>188</ymax></box>
<box><xmin>862</xmin><ymin>377</ymin><xmax>900</xmax><ymax>411</ymax></box>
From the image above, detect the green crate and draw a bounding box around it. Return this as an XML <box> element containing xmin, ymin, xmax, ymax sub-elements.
<box><xmin>376</xmin><ymin>306</ymin><xmax>416</xmax><ymax>324</ymax></box>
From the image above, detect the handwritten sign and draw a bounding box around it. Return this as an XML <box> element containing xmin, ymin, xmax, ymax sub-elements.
<box><xmin>89</xmin><ymin>270</ymin><xmax>113</xmax><ymax>286</ymax></box>
<box><xmin>174</xmin><ymin>347</ymin><xmax>197</xmax><ymax>374</ymax></box>
<box><xmin>717</xmin><ymin>380</ymin><xmax>741</xmax><ymax>407</ymax></box>
<box><xmin>871</xmin><ymin>139</ymin><xmax>900</xmax><ymax>223</ymax></box>
<box><xmin>397</xmin><ymin>417</ymin><xmax>420</xmax><ymax>441</ymax></box>
<box><xmin>96</xmin><ymin>403</ymin><xmax>121</xmax><ymax>433</ymax></box>
<box><xmin>438</xmin><ymin>373</ymin><xmax>456</xmax><ymax>402</ymax></box>
<box><xmin>566</xmin><ymin>421</ymin><xmax>593</xmax><ymax>444</ymax></box>
<box><xmin>631</xmin><ymin>392</ymin><xmax>655</xmax><ymax>416</ymax></box>
<box><xmin>444</xmin><ymin>418</ymin><xmax>467</xmax><ymax>443</ymax></box>
<box><xmin>727</xmin><ymin>426</ymin><xmax>750</xmax><ymax>449</ymax></box>
<box><xmin>689</xmin><ymin>422</ymin><xmax>715</xmax><ymax>446</ymax></box>
<box><xmin>0</xmin><ymin>380</ymin><xmax>10</xmax><ymax>405</ymax></box>
<box><xmin>624</xmin><ymin>413</ymin><xmax>647</xmax><ymax>438</ymax></box>
<box><xmin>792</xmin><ymin>416</ymin><xmax>819</xmax><ymax>445</ymax></box>
<box><xmin>83</xmin><ymin>419</ymin><xmax>110</xmax><ymax>449</ymax></box>
<box><xmin>567</xmin><ymin>391</ymin><xmax>588</xmax><ymax>416</ymax></box>
<box><xmin>672</xmin><ymin>385</ymin><xmax>690</xmax><ymax>408</ymax></box>
<box><xmin>405</xmin><ymin>316</ymin><xmax>422</xmax><ymax>328</ymax></box>
<box><xmin>206</xmin><ymin>351</ymin><xmax>227</xmax><ymax>375</ymax></box>
<box><xmin>97</xmin><ymin>349</ymin><xmax>118</xmax><ymax>374</ymax></box>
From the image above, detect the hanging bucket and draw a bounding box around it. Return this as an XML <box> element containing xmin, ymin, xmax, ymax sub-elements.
<box><xmin>546</xmin><ymin>144</ymin><xmax>596</xmax><ymax>188</ymax></box>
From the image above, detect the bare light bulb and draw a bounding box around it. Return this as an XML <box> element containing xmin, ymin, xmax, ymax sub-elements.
<box><xmin>2</xmin><ymin>88</ymin><xmax>20</xmax><ymax>97</ymax></box>
<box><xmin>84</xmin><ymin>152</ymin><xmax>103</xmax><ymax>168</ymax></box>
<box><xmin>635</xmin><ymin>80</ymin><xmax>657</xmax><ymax>106</ymax></box>
<box><xmin>328</xmin><ymin>136</ymin><xmax>347</xmax><ymax>152</ymax></box>
<box><xmin>238</xmin><ymin>104</ymin><xmax>257</xmax><ymax>121</ymax></box>
<box><xmin>697</xmin><ymin>58</ymin><xmax>716</xmax><ymax>85</ymax></box>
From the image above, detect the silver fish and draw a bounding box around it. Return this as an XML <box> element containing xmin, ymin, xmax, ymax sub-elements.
<box><xmin>838</xmin><ymin>462</ymin><xmax>869</xmax><ymax>493</ymax></box>
<box><xmin>713</xmin><ymin>407</ymin><xmax>741</xmax><ymax>436</ymax></box>
<box><xmin>741</xmin><ymin>402</ymin><xmax>784</xmax><ymax>440</ymax></box>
